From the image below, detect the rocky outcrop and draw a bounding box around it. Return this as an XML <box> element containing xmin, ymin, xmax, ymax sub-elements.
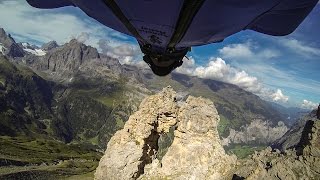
<box><xmin>94</xmin><ymin>87</ymin><xmax>236</xmax><ymax>180</ymax></box>
<box><xmin>234</xmin><ymin>120</ymin><xmax>320</xmax><ymax>179</ymax></box>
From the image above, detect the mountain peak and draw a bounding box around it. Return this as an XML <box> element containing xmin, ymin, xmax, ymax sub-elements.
<box><xmin>68</xmin><ymin>38</ymin><xmax>80</xmax><ymax>44</ymax></box>
<box><xmin>35</xmin><ymin>38</ymin><xmax>99</xmax><ymax>74</ymax></box>
<box><xmin>0</xmin><ymin>27</ymin><xmax>24</xmax><ymax>57</ymax></box>
<box><xmin>0</xmin><ymin>28</ymin><xmax>6</xmax><ymax>38</ymax></box>
<box><xmin>41</xmin><ymin>40</ymin><xmax>58</xmax><ymax>51</ymax></box>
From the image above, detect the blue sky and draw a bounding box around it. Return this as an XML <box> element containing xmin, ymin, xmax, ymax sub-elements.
<box><xmin>0</xmin><ymin>0</ymin><xmax>319</xmax><ymax>109</ymax></box>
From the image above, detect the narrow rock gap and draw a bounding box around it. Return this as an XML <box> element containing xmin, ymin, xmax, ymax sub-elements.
<box><xmin>132</xmin><ymin>121</ymin><xmax>160</xmax><ymax>179</ymax></box>
<box><xmin>296</xmin><ymin>120</ymin><xmax>314</xmax><ymax>155</ymax></box>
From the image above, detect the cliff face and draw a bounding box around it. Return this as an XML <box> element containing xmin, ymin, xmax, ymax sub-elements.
<box><xmin>34</xmin><ymin>39</ymin><xmax>99</xmax><ymax>74</ymax></box>
<box><xmin>222</xmin><ymin>119</ymin><xmax>288</xmax><ymax>146</ymax></box>
<box><xmin>272</xmin><ymin>110</ymin><xmax>318</xmax><ymax>152</ymax></box>
<box><xmin>94</xmin><ymin>87</ymin><xmax>236</xmax><ymax>180</ymax></box>
<box><xmin>234</xmin><ymin>120</ymin><xmax>320</xmax><ymax>179</ymax></box>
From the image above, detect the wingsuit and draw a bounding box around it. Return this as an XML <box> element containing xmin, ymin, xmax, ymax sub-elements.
<box><xmin>26</xmin><ymin>0</ymin><xmax>318</xmax><ymax>75</ymax></box>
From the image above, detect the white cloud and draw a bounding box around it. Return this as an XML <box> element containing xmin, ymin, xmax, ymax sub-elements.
<box><xmin>193</xmin><ymin>58</ymin><xmax>260</xmax><ymax>91</ymax></box>
<box><xmin>112</xmin><ymin>44</ymin><xmax>139</xmax><ymax>57</ymax></box>
<box><xmin>175</xmin><ymin>57</ymin><xmax>197</xmax><ymax>75</ymax></box>
<box><xmin>76</xmin><ymin>32</ymin><xmax>90</xmax><ymax>43</ymax></box>
<box><xmin>301</xmin><ymin>100</ymin><xmax>318</xmax><ymax>110</ymax></box>
<box><xmin>219</xmin><ymin>43</ymin><xmax>253</xmax><ymax>59</ymax></box>
<box><xmin>175</xmin><ymin>57</ymin><xmax>289</xmax><ymax>102</ymax></box>
<box><xmin>279</xmin><ymin>38</ymin><xmax>320</xmax><ymax>57</ymax></box>
<box><xmin>258</xmin><ymin>49</ymin><xmax>280</xmax><ymax>59</ymax></box>
<box><xmin>177</xmin><ymin>57</ymin><xmax>261</xmax><ymax>92</ymax></box>
<box><xmin>218</xmin><ymin>42</ymin><xmax>280</xmax><ymax>60</ymax></box>
<box><xmin>98</xmin><ymin>39</ymin><xmax>143</xmax><ymax>66</ymax></box>
<box><xmin>270</xmin><ymin>89</ymin><xmax>289</xmax><ymax>103</ymax></box>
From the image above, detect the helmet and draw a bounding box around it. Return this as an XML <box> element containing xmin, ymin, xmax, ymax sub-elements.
<box><xmin>141</xmin><ymin>45</ymin><xmax>189</xmax><ymax>76</ymax></box>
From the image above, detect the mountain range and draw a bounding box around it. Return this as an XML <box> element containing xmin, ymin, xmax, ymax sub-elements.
<box><xmin>0</xmin><ymin>27</ymin><xmax>312</xmax><ymax>179</ymax></box>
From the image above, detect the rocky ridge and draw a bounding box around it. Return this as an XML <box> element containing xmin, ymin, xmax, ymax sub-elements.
<box><xmin>95</xmin><ymin>87</ymin><xmax>236</xmax><ymax>180</ymax></box>
<box><xmin>41</xmin><ymin>40</ymin><xmax>58</xmax><ymax>51</ymax></box>
<box><xmin>33</xmin><ymin>39</ymin><xmax>100</xmax><ymax>74</ymax></box>
<box><xmin>234</xmin><ymin>119</ymin><xmax>320</xmax><ymax>179</ymax></box>
<box><xmin>95</xmin><ymin>87</ymin><xmax>320</xmax><ymax>180</ymax></box>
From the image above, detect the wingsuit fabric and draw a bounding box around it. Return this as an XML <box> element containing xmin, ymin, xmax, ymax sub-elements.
<box><xmin>26</xmin><ymin>0</ymin><xmax>318</xmax><ymax>52</ymax></box>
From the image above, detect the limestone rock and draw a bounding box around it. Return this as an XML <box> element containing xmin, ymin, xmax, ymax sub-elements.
<box><xmin>142</xmin><ymin>96</ymin><xmax>236</xmax><ymax>180</ymax></box>
<box><xmin>94</xmin><ymin>87</ymin><xmax>236</xmax><ymax>180</ymax></box>
<box><xmin>94</xmin><ymin>87</ymin><xmax>179</xmax><ymax>180</ymax></box>
<box><xmin>95</xmin><ymin>87</ymin><xmax>319</xmax><ymax>180</ymax></box>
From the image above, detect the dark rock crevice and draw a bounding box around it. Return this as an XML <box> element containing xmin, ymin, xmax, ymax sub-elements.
<box><xmin>296</xmin><ymin>120</ymin><xmax>314</xmax><ymax>155</ymax></box>
<box><xmin>133</xmin><ymin>121</ymin><xmax>160</xmax><ymax>179</ymax></box>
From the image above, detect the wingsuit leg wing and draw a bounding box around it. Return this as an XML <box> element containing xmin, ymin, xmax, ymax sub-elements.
<box><xmin>26</xmin><ymin>0</ymin><xmax>74</xmax><ymax>9</ymax></box>
<box><xmin>247</xmin><ymin>0</ymin><xmax>319</xmax><ymax>36</ymax></box>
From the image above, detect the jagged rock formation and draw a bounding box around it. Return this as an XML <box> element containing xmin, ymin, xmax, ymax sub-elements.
<box><xmin>0</xmin><ymin>28</ymin><xmax>24</xmax><ymax>57</ymax></box>
<box><xmin>95</xmin><ymin>88</ymin><xmax>320</xmax><ymax>180</ymax></box>
<box><xmin>234</xmin><ymin>119</ymin><xmax>320</xmax><ymax>179</ymax></box>
<box><xmin>26</xmin><ymin>39</ymin><xmax>145</xmax><ymax>84</ymax></box>
<box><xmin>41</xmin><ymin>41</ymin><xmax>58</xmax><ymax>51</ymax></box>
<box><xmin>32</xmin><ymin>39</ymin><xmax>99</xmax><ymax>75</ymax></box>
<box><xmin>95</xmin><ymin>87</ymin><xmax>236</xmax><ymax>180</ymax></box>
<box><xmin>222</xmin><ymin>119</ymin><xmax>288</xmax><ymax>146</ymax></box>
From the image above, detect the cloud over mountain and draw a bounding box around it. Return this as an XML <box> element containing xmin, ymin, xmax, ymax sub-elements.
<box><xmin>218</xmin><ymin>42</ymin><xmax>280</xmax><ymax>60</ymax></box>
<box><xmin>301</xmin><ymin>99</ymin><xmax>318</xmax><ymax>110</ymax></box>
<box><xmin>175</xmin><ymin>57</ymin><xmax>289</xmax><ymax>103</ymax></box>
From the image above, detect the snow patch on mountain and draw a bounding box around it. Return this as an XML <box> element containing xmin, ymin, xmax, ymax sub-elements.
<box><xmin>20</xmin><ymin>42</ymin><xmax>46</xmax><ymax>56</ymax></box>
<box><xmin>22</xmin><ymin>42</ymin><xmax>29</xmax><ymax>47</ymax></box>
<box><xmin>23</xmin><ymin>48</ymin><xmax>46</xmax><ymax>56</ymax></box>
<box><xmin>0</xmin><ymin>43</ymin><xmax>6</xmax><ymax>55</ymax></box>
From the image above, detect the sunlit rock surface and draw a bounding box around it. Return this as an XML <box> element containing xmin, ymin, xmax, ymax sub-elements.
<box><xmin>94</xmin><ymin>87</ymin><xmax>236</xmax><ymax>180</ymax></box>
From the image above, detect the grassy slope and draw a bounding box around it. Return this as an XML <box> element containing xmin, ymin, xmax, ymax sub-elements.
<box><xmin>226</xmin><ymin>144</ymin><xmax>266</xmax><ymax>159</ymax></box>
<box><xmin>56</xmin><ymin>76</ymin><xmax>138</xmax><ymax>148</ymax></box>
<box><xmin>0</xmin><ymin>136</ymin><xmax>102</xmax><ymax>179</ymax></box>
